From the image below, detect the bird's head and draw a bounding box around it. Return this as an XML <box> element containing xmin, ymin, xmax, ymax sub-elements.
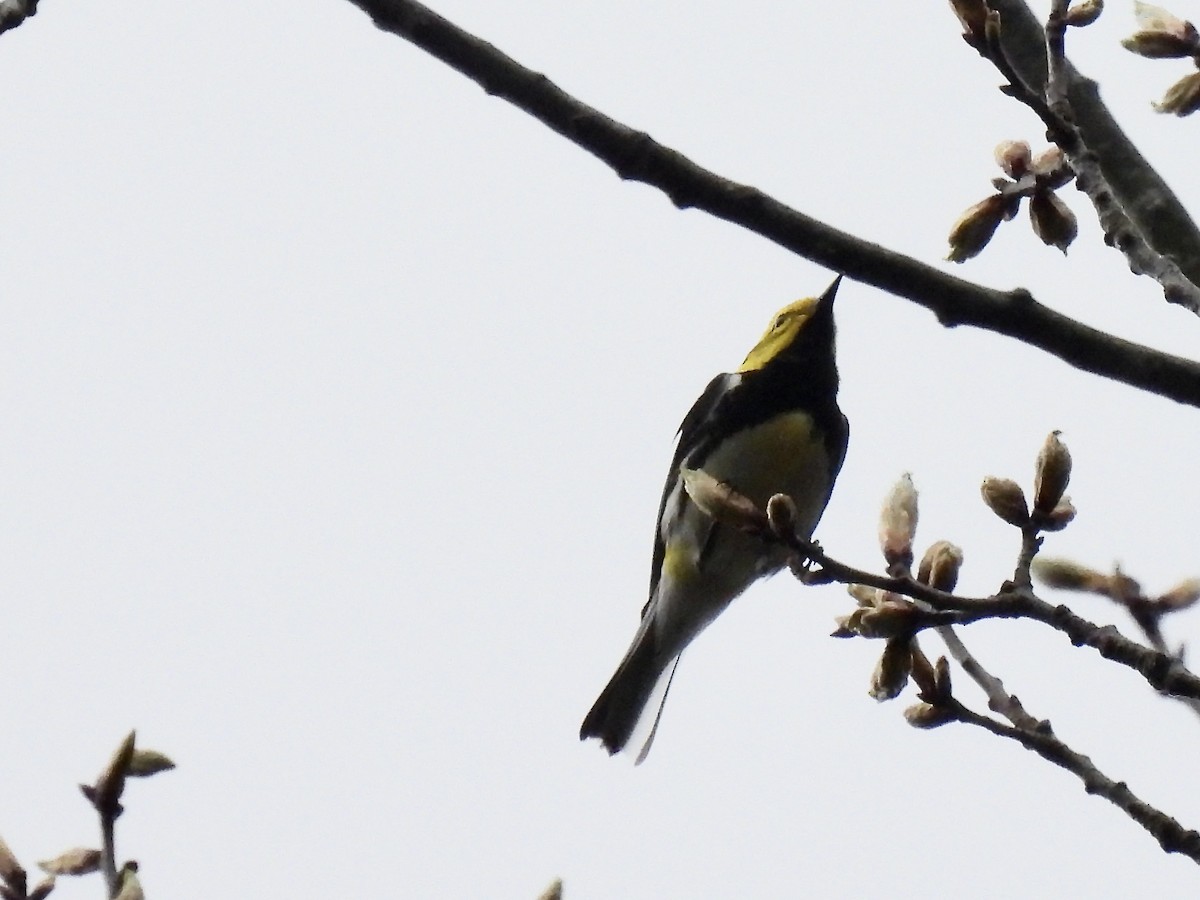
<box><xmin>737</xmin><ymin>276</ymin><xmax>841</xmax><ymax>373</ymax></box>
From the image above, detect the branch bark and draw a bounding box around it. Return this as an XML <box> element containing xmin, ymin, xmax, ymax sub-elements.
<box><xmin>345</xmin><ymin>0</ymin><xmax>1200</xmax><ymax>408</ymax></box>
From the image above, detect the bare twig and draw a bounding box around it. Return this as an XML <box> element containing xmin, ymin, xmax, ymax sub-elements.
<box><xmin>934</xmin><ymin>624</ymin><xmax>1042</xmax><ymax>729</ymax></box>
<box><xmin>793</xmin><ymin>537</ymin><xmax>1200</xmax><ymax>703</ymax></box>
<box><xmin>344</xmin><ymin>0</ymin><xmax>1200</xmax><ymax>408</ymax></box>
<box><xmin>949</xmin><ymin>699</ymin><xmax>1200</xmax><ymax>861</ymax></box>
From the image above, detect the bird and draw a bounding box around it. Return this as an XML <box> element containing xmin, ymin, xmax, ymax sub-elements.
<box><xmin>579</xmin><ymin>276</ymin><xmax>849</xmax><ymax>762</ymax></box>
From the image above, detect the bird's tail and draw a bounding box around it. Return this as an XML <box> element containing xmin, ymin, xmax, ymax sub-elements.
<box><xmin>580</xmin><ymin>624</ymin><xmax>680</xmax><ymax>764</ymax></box>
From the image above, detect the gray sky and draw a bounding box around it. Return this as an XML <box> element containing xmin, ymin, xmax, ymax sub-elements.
<box><xmin>4</xmin><ymin>1</ymin><xmax>1200</xmax><ymax>897</ymax></box>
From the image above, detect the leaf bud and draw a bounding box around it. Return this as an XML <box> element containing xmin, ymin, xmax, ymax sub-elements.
<box><xmin>1029</xmin><ymin>191</ymin><xmax>1078</xmax><ymax>254</ymax></box>
<box><xmin>1066</xmin><ymin>0</ymin><xmax>1104</xmax><ymax>27</ymax></box>
<box><xmin>946</xmin><ymin>194</ymin><xmax>1009</xmax><ymax>262</ymax></box>
<box><xmin>878</xmin><ymin>473</ymin><xmax>918</xmax><ymax>570</ymax></box>
<box><xmin>680</xmin><ymin>468</ymin><xmax>766</xmax><ymax>531</ymax></box>
<box><xmin>980</xmin><ymin>477</ymin><xmax>1030</xmax><ymax>527</ymax></box>
<box><xmin>869</xmin><ymin>636</ymin><xmax>914</xmax><ymax>701</ymax></box>
<box><xmin>917</xmin><ymin>540</ymin><xmax>964</xmax><ymax>592</ymax></box>
<box><xmin>904</xmin><ymin>702</ymin><xmax>956</xmax><ymax>729</ymax></box>
<box><xmin>1153</xmin><ymin>72</ymin><xmax>1200</xmax><ymax>116</ymax></box>
<box><xmin>1033</xmin><ymin>431</ymin><xmax>1072</xmax><ymax>514</ymax></box>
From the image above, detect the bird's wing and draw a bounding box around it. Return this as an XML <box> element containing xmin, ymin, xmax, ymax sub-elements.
<box><xmin>644</xmin><ymin>372</ymin><xmax>741</xmax><ymax>611</ymax></box>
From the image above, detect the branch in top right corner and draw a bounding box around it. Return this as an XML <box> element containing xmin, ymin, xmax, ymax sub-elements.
<box><xmin>948</xmin><ymin>0</ymin><xmax>1200</xmax><ymax>313</ymax></box>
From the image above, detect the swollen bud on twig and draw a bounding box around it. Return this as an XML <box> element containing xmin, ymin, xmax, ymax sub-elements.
<box><xmin>766</xmin><ymin>493</ymin><xmax>797</xmax><ymax>540</ymax></box>
<box><xmin>0</xmin><ymin>835</ymin><xmax>24</xmax><ymax>894</ymax></box>
<box><xmin>680</xmin><ymin>468</ymin><xmax>766</xmax><ymax>531</ymax></box>
<box><xmin>1033</xmin><ymin>431</ymin><xmax>1072</xmax><ymax>514</ymax></box>
<box><xmin>1153</xmin><ymin>72</ymin><xmax>1200</xmax><ymax>116</ymax></box>
<box><xmin>1122</xmin><ymin>2</ymin><xmax>1200</xmax><ymax>57</ymax></box>
<box><xmin>869</xmin><ymin>636</ymin><xmax>914</xmax><ymax>701</ymax></box>
<box><xmin>994</xmin><ymin>140</ymin><xmax>1031</xmax><ymax>179</ymax></box>
<box><xmin>114</xmin><ymin>864</ymin><xmax>144</xmax><ymax>900</ymax></box>
<box><xmin>1029</xmin><ymin>191</ymin><xmax>1078</xmax><ymax>253</ymax></box>
<box><xmin>1031</xmin><ymin>557</ymin><xmax>1108</xmax><ymax>591</ymax></box>
<box><xmin>934</xmin><ymin>656</ymin><xmax>953</xmax><ymax>699</ymax></box>
<box><xmin>904</xmin><ymin>702</ymin><xmax>956</xmax><ymax>729</ymax></box>
<box><xmin>946</xmin><ymin>194</ymin><xmax>1011</xmax><ymax>262</ymax></box>
<box><xmin>1066</xmin><ymin>0</ymin><xmax>1104</xmax><ymax>27</ymax></box>
<box><xmin>1038</xmin><ymin>498</ymin><xmax>1077</xmax><ymax>531</ymax></box>
<box><xmin>89</xmin><ymin>731</ymin><xmax>137</xmax><ymax>816</ymax></box>
<box><xmin>949</xmin><ymin>0</ymin><xmax>990</xmax><ymax>44</ymax></box>
<box><xmin>537</xmin><ymin>878</ymin><xmax>564</xmax><ymax>900</ymax></box>
<box><xmin>128</xmin><ymin>749</ymin><xmax>176</xmax><ymax>778</ymax></box>
<box><xmin>1158</xmin><ymin>578</ymin><xmax>1200</xmax><ymax>611</ymax></box>
<box><xmin>37</xmin><ymin>848</ymin><xmax>101</xmax><ymax>877</ymax></box>
<box><xmin>980</xmin><ymin>477</ymin><xmax>1030</xmax><ymax>527</ymax></box>
<box><xmin>917</xmin><ymin>541</ymin><xmax>964</xmax><ymax>592</ymax></box>
<box><xmin>879</xmin><ymin>473</ymin><xmax>918</xmax><ymax>570</ymax></box>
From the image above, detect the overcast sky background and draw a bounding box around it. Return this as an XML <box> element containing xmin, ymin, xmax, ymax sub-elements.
<box><xmin>4</xmin><ymin>1</ymin><xmax>1200</xmax><ymax>897</ymax></box>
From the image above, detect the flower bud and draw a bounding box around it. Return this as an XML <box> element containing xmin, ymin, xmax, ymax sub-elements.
<box><xmin>37</xmin><ymin>848</ymin><xmax>101</xmax><ymax>877</ymax></box>
<box><xmin>869</xmin><ymin>636</ymin><xmax>914</xmax><ymax>701</ymax></box>
<box><xmin>946</xmin><ymin>194</ymin><xmax>1010</xmax><ymax>262</ymax></box>
<box><xmin>1038</xmin><ymin>498</ymin><xmax>1077</xmax><ymax>531</ymax></box>
<box><xmin>904</xmin><ymin>702</ymin><xmax>955</xmax><ymax>729</ymax></box>
<box><xmin>1153</xmin><ymin>72</ymin><xmax>1200</xmax><ymax>116</ymax></box>
<box><xmin>949</xmin><ymin>0</ymin><xmax>990</xmax><ymax>43</ymax></box>
<box><xmin>0</xmin><ymin>835</ymin><xmax>22</xmax><ymax>892</ymax></box>
<box><xmin>994</xmin><ymin>140</ymin><xmax>1031</xmax><ymax>179</ymax></box>
<box><xmin>934</xmin><ymin>655</ymin><xmax>953</xmax><ymax>699</ymax></box>
<box><xmin>917</xmin><ymin>540</ymin><xmax>964</xmax><ymax>592</ymax></box>
<box><xmin>980</xmin><ymin>477</ymin><xmax>1030</xmax><ymax>527</ymax></box>
<box><xmin>847</xmin><ymin>583</ymin><xmax>879</xmax><ymax>607</ymax></box>
<box><xmin>1029</xmin><ymin>190</ymin><xmax>1078</xmax><ymax>254</ymax></box>
<box><xmin>1158</xmin><ymin>578</ymin><xmax>1200</xmax><ymax>611</ymax></box>
<box><xmin>856</xmin><ymin>599</ymin><xmax>920</xmax><ymax>639</ymax></box>
<box><xmin>879</xmin><ymin>473</ymin><xmax>919</xmax><ymax>569</ymax></box>
<box><xmin>1030</xmin><ymin>145</ymin><xmax>1072</xmax><ymax>187</ymax></box>
<box><xmin>910</xmin><ymin>643</ymin><xmax>938</xmax><ymax>697</ymax></box>
<box><xmin>1031</xmin><ymin>557</ymin><xmax>1106</xmax><ymax>591</ymax></box>
<box><xmin>680</xmin><ymin>468</ymin><xmax>766</xmax><ymax>531</ymax></box>
<box><xmin>766</xmin><ymin>493</ymin><xmax>797</xmax><ymax>539</ymax></box>
<box><xmin>831</xmin><ymin>612</ymin><xmax>862</xmax><ymax>638</ymax></box>
<box><xmin>1066</xmin><ymin>0</ymin><xmax>1104</xmax><ymax>27</ymax></box>
<box><xmin>1122</xmin><ymin>2</ymin><xmax>1199</xmax><ymax>57</ymax></box>
<box><xmin>1033</xmin><ymin>431</ymin><xmax>1072</xmax><ymax>514</ymax></box>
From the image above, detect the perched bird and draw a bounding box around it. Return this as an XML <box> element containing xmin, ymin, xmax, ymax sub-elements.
<box><xmin>580</xmin><ymin>277</ymin><xmax>849</xmax><ymax>762</ymax></box>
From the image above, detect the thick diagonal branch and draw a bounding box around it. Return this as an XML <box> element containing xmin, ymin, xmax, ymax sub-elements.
<box><xmin>346</xmin><ymin>0</ymin><xmax>1200</xmax><ymax>408</ymax></box>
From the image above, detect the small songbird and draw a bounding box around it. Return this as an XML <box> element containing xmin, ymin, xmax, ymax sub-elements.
<box><xmin>580</xmin><ymin>277</ymin><xmax>849</xmax><ymax>762</ymax></box>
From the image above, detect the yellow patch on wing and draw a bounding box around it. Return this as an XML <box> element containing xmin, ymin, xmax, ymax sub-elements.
<box><xmin>662</xmin><ymin>541</ymin><xmax>700</xmax><ymax>585</ymax></box>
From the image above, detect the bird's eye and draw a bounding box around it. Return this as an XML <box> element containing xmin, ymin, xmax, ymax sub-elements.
<box><xmin>773</xmin><ymin>315</ymin><xmax>787</xmax><ymax>330</ymax></box>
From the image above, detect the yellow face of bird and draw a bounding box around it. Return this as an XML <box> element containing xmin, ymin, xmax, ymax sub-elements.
<box><xmin>737</xmin><ymin>297</ymin><xmax>819</xmax><ymax>373</ymax></box>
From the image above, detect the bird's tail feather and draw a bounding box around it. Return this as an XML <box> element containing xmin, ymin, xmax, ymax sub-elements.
<box><xmin>580</xmin><ymin>628</ymin><xmax>680</xmax><ymax>762</ymax></box>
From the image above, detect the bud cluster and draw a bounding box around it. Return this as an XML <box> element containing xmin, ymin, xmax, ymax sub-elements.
<box><xmin>947</xmin><ymin>141</ymin><xmax>1077</xmax><ymax>262</ymax></box>
<box><xmin>1122</xmin><ymin>2</ymin><xmax>1200</xmax><ymax>116</ymax></box>
<box><xmin>980</xmin><ymin>431</ymin><xmax>1076</xmax><ymax>532</ymax></box>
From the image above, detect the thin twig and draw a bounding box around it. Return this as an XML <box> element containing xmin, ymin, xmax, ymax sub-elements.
<box><xmin>343</xmin><ymin>0</ymin><xmax>1200</xmax><ymax>408</ymax></box>
<box><xmin>793</xmin><ymin>537</ymin><xmax>1200</xmax><ymax>703</ymax></box>
<box><xmin>949</xmin><ymin>699</ymin><xmax>1200</xmax><ymax>861</ymax></box>
<box><xmin>935</xmin><ymin>624</ymin><xmax>1041</xmax><ymax>730</ymax></box>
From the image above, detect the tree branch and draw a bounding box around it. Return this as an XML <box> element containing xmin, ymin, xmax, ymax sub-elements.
<box><xmin>949</xmin><ymin>699</ymin><xmax>1200</xmax><ymax>862</ymax></box>
<box><xmin>988</xmin><ymin>0</ymin><xmax>1200</xmax><ymax>291</ymax></box>
<box><xmin>345</xmin><ymin>0</ymin><xmax>1200</xmax><ymax>408</ymax></box>
<box><xmin>797</xmin><ymin>539</ymin><xmax>1200</xmax><ymax>703</ymax></box>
